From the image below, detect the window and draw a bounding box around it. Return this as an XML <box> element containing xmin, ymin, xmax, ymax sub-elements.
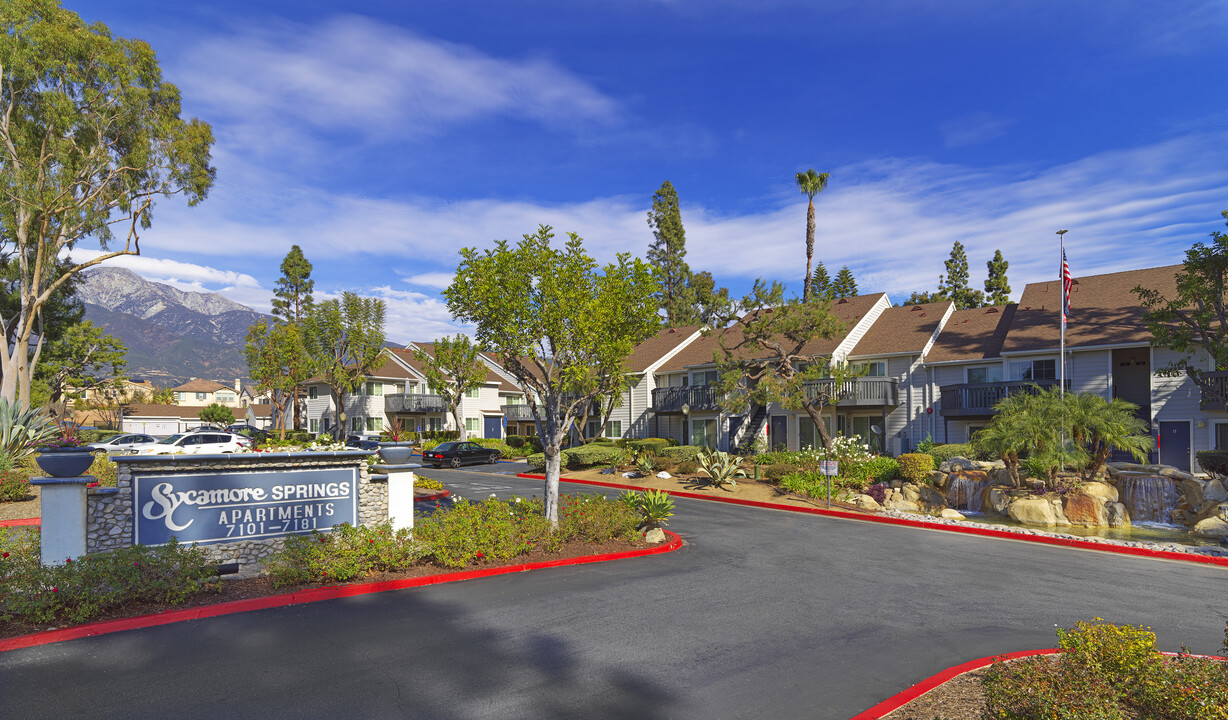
<box><xmin>587</xmin><ymin>420</ymin><xmax>602</xmax><ymax>438</ymax></box>
<box><xmin>966</xmin><ymin>365</ymin><xmax>1003</xmax><ymax>384</ymax></box>
<box><xmin>693</xmin><ymin>370</ymin><xmax>719</xmax><ymax>386</ymax></box>
<box><xmin>428</xmin><ymin>417</ymin><xmax>443</xmax><ymax>432</ymax></box>
<box><xmin>691</xmin><ymin>418</ymin><xmax>717</xmax><ymax>450</ymax></box>
<box><xmin>1216</xmin><ymin>424</ymin><xmax>1228</xmax><ymax>450</ymax></box>
<box><xmin>366</xmin><ymin>382</ymin><xmax>383</xmax><ymax>396</ymax></box>
<box><xmin>351</xmin><ymin>416</ymin><xmax>362</xmax><ymax>432</ymax></box>
<box><xmin>195</xmin><ymin>392</ymin><xmax>206</xmax><ymax>401</ymax></box>
<box><xmin>307</xmin><ymin>386</ymin><xmax>318</xmax><ymax>400</ymax></box>
<box><xmin>799</xmin><ymin>416</ymin><xmax>834</xmax><ymax>450</ymax></box>
<box><xmin>466</xmin><ymin>417</ymin><xmax>480</xmax><ymax>432</ymax></box>
<box><xmin>366</xmin><ymin>417</ymin><xmax>382</xmax><ymax>432</ymax></box>
<box><xmin>465</xmin><ymin>387</ymin><xmax>481</xmax><ymax>399</ymax></box>
<box><xmin>968</xmin><ymin>425</ymin><xmax>986</xmax><ymax>441</ymax></box>
<box><xmin>505</xmin><ymin>395</ymin><xmax>521</xmax><ymax>405</ymax></box>
<box><xmin>309</xmin><ymin>419</ymin><xmax>319</xmax><ymax>433</ymax></box>
<box><xmin>605</xmin><ymin>420</ymin><xmax>622</xmax><ymax>438</ymax></box>
<box><xmin>851</xmin><ymin>416</ymin><xmax>881</xmax><ymax>452</ymax></box>
<box><xmin>1010</xmin><ymin>359</ymin><xmax>1057</xmax><ymax>381</ymax></box>
<box><xmin>853</xmin><ymin>361</ymin><xmax>886</xmax><ymax>377</ymax></box>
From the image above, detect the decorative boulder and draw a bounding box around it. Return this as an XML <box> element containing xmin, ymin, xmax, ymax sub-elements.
<box><xmin>1190</xmin><ymin>516</ymin><xmax>1228</xmax><ymax>539</ymax></box>
<box><xmin>940</xmin><ymin>508</ymin><xmax>965</xmax><ymax>520</ymax></box>
<box><xmin>929</xmin><ymin>471</ymin><xmax>949</xmax><ymax>488</ymax></box>
<box><xmin>1204</xmin><ymin>479</ymin><xmax>1228</xmax><ymax>503</ymax></box>
<box><xmin>1008</xmin><ymin>497</ymin><xmax>1062</xmax><ymax>526</ymax></box>
<box><xmin>986</xmin><ymin>488</ymin><xmax>1014</xmax><ymax>515</ymax></box>
<box><xmin>1080</xmin><ymin>481</ymin><xmax>1119</xmax><ymax>503</ymax></box>
<box><xmin>1194</xmin><ymin>502</ymin><xmax>1228</xmax><ymax>524</ymax></box>
<box><xmin>851</xmin><ymin>494</ymin><xmax>883</xmax><ymax>511</ymax></box>
<box><xmin>1152</xmin><ymin>465</ymin><xmax>1196</xmax><ymax>482</ymax></box>
<box><xmin>656</xmin><ymin>471</ymin><xmax>672</xmax><ymax>479</ymax></box>
<box><xmin>1177</xmin><ymin>479</ymin><xmax>1205</xmax><ymax>508</ymax></box>
<box><xmin>1062</xmin><ymin>491</ymin><xmax>1107</xmax><ymax>526</ymax></box>
<box><xmin>901</xmin><ymin>483</ymin><xmax>923</xmax><ymax>503</ymax></box>
<box><xmin>1106</xmin><ymin>502</ymin><xmax>1130</xmax><ymax>527</ymax></box>
<box><xmin>643</xmin><ymin>528</ymin><xmax>667</xmax><ymax>544</ymax></box>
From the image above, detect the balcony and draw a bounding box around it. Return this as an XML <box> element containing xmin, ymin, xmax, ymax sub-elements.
<box><xmin>501</xmin><ymin>404</ymin><xmax>536</xmax><ymax>422</ymax></box>
<box><xmin>384</xmin><ymin>393</ymin><xmax>447</xmax><ymax>414</ymax></box>
<box><xmin>939</xmin><ymin>379</ymin><xmax>1064</xmax><ymax>417</ymax></box>
<box><xmin>1198</xmin><ymin>370</ymin><xmax>1228</xmax><ymax>410</ymax></box>
<box><xmin>803</xmin><ymin>377</ymin><xmax>899</xmax><ymax>407</ymax></box>
<box><xmin>651</xmin><ymin>386</ymin><xmax>722</xmax><ymax>413</ymax></box>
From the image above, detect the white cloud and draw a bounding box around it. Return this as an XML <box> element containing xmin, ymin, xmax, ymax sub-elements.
<box><xmin>175</xmin><ymin>14</ymin><xmax>620</xmax><ymax>155</ymax></box>
<box><xmin>402</xmin><ymin>272</ymin><xmax>456</xmax><ymax>290</ymax></box>
<box><xmin>941</xmin><ymin>112</ymin><xmax>1013</xmax><ymax>148</ymax></box>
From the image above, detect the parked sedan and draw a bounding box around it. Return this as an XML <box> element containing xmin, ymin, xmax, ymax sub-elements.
<box><xmin>136</xmin><ymin>432</ymin><xmax>251</xmax><ymax>455</ymax></box>
<box><xmin>421</xmin><ymin>441</ymin><xmax>501</xmax><ymax>468</ymax></box>
<box><xmin>87</xmin><ymin>433</ymin><xmax>157</xmax><ymax>455</ymax></box>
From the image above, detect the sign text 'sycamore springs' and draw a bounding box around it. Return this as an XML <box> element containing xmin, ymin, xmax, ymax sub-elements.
<box><xmin>135</xmin><ymin>468</ymin><xmax>359</xmax><ymax>546</ymax></box>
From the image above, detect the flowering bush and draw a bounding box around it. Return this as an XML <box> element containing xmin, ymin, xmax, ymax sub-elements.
<box><xmin>266</xmin><ymin>522</ymin><xmax>424</xmax><ymax>587</ymax></box>
<box><xmin>0</xmin><ymin>470</ymin><xmax>31</xmax><ymax>502</ymax></box>
<box><xmin>864</xmin><ymin>482</ymin><xmax>888</xmax><ymax>505</ymax></box>
<box><xmin>1</xmin><ymin>531</ymin><xmax>218</xmax><ymax>626</ymax></box>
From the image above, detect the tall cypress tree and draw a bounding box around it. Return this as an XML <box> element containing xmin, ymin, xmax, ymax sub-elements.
<box><xmin>832</xmin><ymin>265</ymin><xmax>858</xmax><ymax>298</ymax></box>
<box><xmin>984</xmin><ymin>249</ymin><xmax>1011</xmax><ymax>305</ymax></box>
<box><xmin>811</xmin><ymin>261</ymin><xmax>832</xmax><ymax>300</ymax></box>
<box><xmin>646</xmin><ymin>181</ymin><xmax>694</xmax><ymax>326</ymax></box>
<box><xmin>270</xmin><ymin>245</ymin><xmax>314</xmax><ymax>429</ymax></box>
<box><xmin>937</xmin><ymin>241</ymin><xmax>984</xmax><ymax>309</ymax></box>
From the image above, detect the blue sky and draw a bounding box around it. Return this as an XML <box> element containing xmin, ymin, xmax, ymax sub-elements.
<box><xmin>69</xmin><ymin>0</ymin><xmax>1228</xmax><ymax>342</ymax></box>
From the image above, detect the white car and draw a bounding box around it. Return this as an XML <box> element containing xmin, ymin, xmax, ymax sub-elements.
<box><xmin>87</xmin><ymin>433</ymin><xmax>158</xmax><ymax>455</ymax></box>
<box><xmin>136</xmin><ymin>432</ymin><xmax>251</xmax><ymax>455</ymax></box>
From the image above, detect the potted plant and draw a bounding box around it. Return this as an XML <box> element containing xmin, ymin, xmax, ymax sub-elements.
<box><xmin>34</xmin><ymin>428</ymin><xmax>97</xmax><ymax>478</ymax></box>
<box><xmin>377</xmin><ymin>416</ymin><xmax>415</xmax><ymax>464</ymax></box>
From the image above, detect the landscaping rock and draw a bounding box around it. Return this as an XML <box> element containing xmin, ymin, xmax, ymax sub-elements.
<box><xmin>1177</xmin><ymin>479</ymin><xmax>1205</xmax><ymax>508</ymax></box>
<box><xmin>1204</xmin><ymin>479</ymin><xmax>1228</xmax><ymax>503</ymax></box>
<box><xmin>1153</xmin><ymin>465</ymin><xmax>1196</xmax><ymax>482</ymax></box>
<box><xmin>621</xmin><ymin>472</ymin><xmax>638</xmax><ymax>479</ymax></box>
<box><xmin>643</xmin><ymin>528</ymin><xmax>667</xmax><ymax>544</ymax></box>
<box><xmin>986</xmin><ymin>488</ymin><xmax>1014</xmax><ymax>515</ymax></box>
<box><xmin>929</xmin><ymin>471</ymin><xmax>948</xmax><ymax>488</ymax></box>
<box><xmin>1062</xmin><ymin>491</ymin><xmax>1107</xmax><ymax>527</ymax></box>
<box><xmin>940</xmin><ymin>508</ymin><xmax>965</xmax><ymax>520</ymax></box>
<box><xmin>1080</xmin><ymin>481</ymin><xmax>1119</xmax><ymax>503</ymax></box>
<box><xmin>1008</xmin><ymin>497</ymin><xmax>1060</xmax><ymax>525</ymax></box>
<box><xmin>1106</xmin><ymin>502</ymin><xmax>1130</xmax><ymax>527</ymax></box>
<box><xmin>1190</xmin><ymin>516</ymin><xmax>1228</xmax><ymax>539</ymax></box>
<box><xmin>1193</xmin><ymin>501</ymin><xmax>1228</xmax><ymax>523</ymax></box>
<box><xmin>1106</xmin><ymin>462</ymin><xmax>1144</xmax><ymax>473</ymax></box>
<box><xmin>851</xmin><ymin>494</ymin><xmax>883</xmax><ymax>511</ymax></box>
<box><xmin>656</xmin><ymin>472</ymin><xmax>672</xmax><ymax>479</ymax></box>
<box><xmin>901</xmin><ymin>483</ymin><xmax>922</xmax><ymax>503</ymax></box>
<box><xmin>889</xmin><ymin>479</ymin><xmax>904</xmax><ymax>489</ymax></box>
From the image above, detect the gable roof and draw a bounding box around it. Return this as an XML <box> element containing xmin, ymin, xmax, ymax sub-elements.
<box><xmin>849</xmin><ymin>301</ymin><xmax>953</xmax><ymax>357</ymax></box>
<box><xmin>172</xmin><ymin>379</ymin><xmax>232</xmax><ymax>393</ymax></box>
<box><xmin>626</xmin><ymin>325</ymin><xmax>702</xmax><ymax>372</ymax></box>
<box><xmin>655</xmin><ymin>293</ymin><xmax>887</xmax><ymax>372</ymax></box>
<box><xmin>1001</xmin><ymin>265</ymin><xmax>1179</xmax><ymax>354</ymax></box>
<box><xmin>390</xmin><ymin>344</ymin><xmax>520</xmax><ymax>393</ymax></box>
<box><xmin>926</xmin><ymin>304</ymin><xmax>1018</xmax><ymax>363</ymax></box>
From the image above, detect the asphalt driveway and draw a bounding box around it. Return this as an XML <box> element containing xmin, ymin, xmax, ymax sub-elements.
<box><xmin>1</xmin><ymin>471</ymin><xmax>1224</xmax><ymax>719</ymax></box>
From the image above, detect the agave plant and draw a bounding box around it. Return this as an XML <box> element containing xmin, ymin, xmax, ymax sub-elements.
<box><xmin>697</xmin><ymin>449</ymin><xmax>747</xmax><ymax>490</ymax></box>
<box><xmin>635</xmin><ymin>451</ymin><xmax>656</xmax><ymax>476</ymax></box>
<box><xmin>0</xmin><ymin>398</ymin><xmax>58</xmax><ymax>462</ymax></box>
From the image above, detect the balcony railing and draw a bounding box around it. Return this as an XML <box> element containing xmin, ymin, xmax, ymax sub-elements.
<box><xmin>939</xmin><ymin>379</ymin><xmax>1064</xmax><ymax>417</ymax></box>
<box><xmin>651</xmin><ymin>386</ymin><xmax>722</xmax><ymax>413</ymax></box>
<box><xmin>1198</xmin><ymin>370</ymin><xmax>1228</xmax><ymax>410</ymax></box>
<box><xmin>501</xmin><ymin>404</ymin><xmax>535</xmax><ymax>422</ymax></box>
<box><xmin>803</xmin><ymin>377</ymin><xmax>899</xmax><ymax>407</ymax></box>
<box><xmin>384</xmin><ymin>393</ymin><xmax>448</xmax><ymax>414</ymax></box>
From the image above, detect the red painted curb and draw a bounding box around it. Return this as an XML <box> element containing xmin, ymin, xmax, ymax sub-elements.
<box><xmin>850</xmin><ymin>648</ymin><xmax>1228</xmax><ymax>719</ymax></box>
<box><xmin>518</xmin><ymin>473</ymin><xmax>1228</xmax><ymax>568</ymax></box>
<box><xmin>0</xmin><ymin>531</ymin><xmax>682</xmax><ymax>653</ymax></box>
<box><xmin>414</xmin><ymin>489</ymin><xmax>451</xmax><ymax>502</ymax></box>
<box><xmin>0</xmin><ymin>518</ymin><xmax>39</xmax><ymax>528</ymax></box>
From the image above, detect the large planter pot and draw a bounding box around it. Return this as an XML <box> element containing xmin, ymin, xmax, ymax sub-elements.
<box><xmin>377</xmin><ymin>442</ymin><xmax>415</xmax><ymax>465</ymax></box>
<box><xmin>35</xmin><ymin>448</ymin><xmax>97</xmax><ymax>478</ymax></box>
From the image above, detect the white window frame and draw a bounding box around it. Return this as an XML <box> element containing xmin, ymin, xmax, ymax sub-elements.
<box><xmin>307</xmin><ymin>386</ymin><xmax>318</xmax><ymax>400</ymax></box>
<box><xmin>366</xmin><ymin>417</ymin><xmax>382</xmax><ymax>432</ymax></box>
<box><xmin>965</xmin><ymin>365</ymin><xmax>1003</xmax><ymax>384</ymax></box>
<box><xmin>465</xmin><ymin>386</ymin><xmax>481</xmax><ymax>399</ymax></box>
<box><xmin>853</xmin><ymin>361</ymin><xmax>886</xmax><ymax>377</ymax></box>
<box><xmin>309</xmin><ymin>418</ymin><xmax>319</xmax><ymax>433</ymax></box>
<box><xmin>351</xmin><ymin>416</ymin><xmax>362</xmax><ymax>432</ymax></box>
<box><xmin>605</xmin><ymin>420</ymin><xmax>622</xmax><ymax>438</ymax></box>
<box><xmin>466</xmin><ymin>417</ymin><xmax>480</xmax><ymax>432</ymax></box>
<box><xmin>1009</xmin><ymin>358</ymin><xmax>1058</xmax><ymax>381</ymax></box>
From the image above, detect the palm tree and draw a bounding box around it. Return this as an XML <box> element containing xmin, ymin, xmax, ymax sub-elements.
<box><xmin>795</xmin><ymin>169</ymin><xmax>830</xmax><ymax>303</ymax></box>
<box><xmin>1064</xmin><ymin>393</ymin><xmax>1153</xmax><ymax>481</ymax></box>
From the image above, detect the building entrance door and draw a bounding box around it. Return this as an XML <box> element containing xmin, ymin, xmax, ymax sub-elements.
<box><xmin>484</xmin><ymin>416</ymin><xmax>503</xmax><ymax>439</ymax></box>
<box><xmin>1158</xmin><ymin>421</ymin><xmax>1191</xmax><ymax>471</ymax></box>
<box><xmin>769</xmin><ymin>416</ymin><xmax>788</xmax><ymax>450</ymax></box>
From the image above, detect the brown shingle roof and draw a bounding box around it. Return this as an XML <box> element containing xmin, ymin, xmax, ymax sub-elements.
<box><xmin>172</xmin><ymin>379</ymin><xmax>231</xmax><ymax>393</ymax></box>
<box><xmin>1001</xmin><ymin>265</ymin><xmax>1179</xmax><ymax>354</ymax></box>
<box><xmin>626</xmin><ymin>325</ymin><xmax>702</xmax><ymax>372</ymax></box>
<box><xmin>656</xmin><ymin>294</ymin><xmax>887</xmax><ymax>372</ymax></box>
<box><xmin>850</xmin><ymin>301</ymin><xmax>953</xmax><ymax>357</ymax></box>
<box><xmin>303</xmin><ymin>352</ymin><xmax>416</xmax><ymax>385</ymax></box>
<box><xmin>391</xmin><ymin>344</ymin><xmax>521</xmax><ymax>393</ymax></box>
<box><xmin>926</xmin><ymin>305</ymin><xmax>1018</xmax><ymax>363</ymax></box>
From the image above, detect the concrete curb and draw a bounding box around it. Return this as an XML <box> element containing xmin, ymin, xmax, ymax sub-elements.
<box><xmin>414</xmin><ymin>489</ymin><xmax>451</xmax><ymax>502</ymax></box>
<box><xmin>0</xmin><ymin>531</ymin><xmax>682</xmax><ymax>653</ymax></box>
<box><xmin>0</xmin><ymin>518</ymin><xmax>39</xmax><ymax>528</ymax></box>
<box><xmin>517</xmin><ymin>473</ymin><xmax>1228</xmax><ymax>568</ymax></box>
<box><xmin>850</xmin><ymin>648</ymin><xmax>1228</xmax><ymax>719</ymax></box>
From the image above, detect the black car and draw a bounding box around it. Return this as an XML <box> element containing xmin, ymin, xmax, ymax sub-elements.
<box><xmin>422</xmin><ymin>441</ymin><xmax>501</xmax><ymax>468</ymax></box>
<box><xmin>227</xmin><ymin>424</ymin><xmax>269</xmax><ymax>442</ymax></box>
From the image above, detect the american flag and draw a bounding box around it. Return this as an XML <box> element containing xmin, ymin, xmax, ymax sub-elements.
<box><xmin>1061</xmin><ymin>249</ymin><xmax>1072</xmax><ymax>326</ymax></box>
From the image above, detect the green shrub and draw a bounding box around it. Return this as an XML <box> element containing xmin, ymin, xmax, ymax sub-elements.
<box><xmin>593</xmin><ymin>436</ymin><xmax>614</xmax><ymax>444</ymax></box>
<box><xmin>676</xmin><ymin>459</ymin><xmax>698</xmax><ymax>475</ymax></box>
<box><xmin>1196</xmin><ymin>450</ymin><xmax>1228</xmax><ymax>477</ymax></box>
<box><xmin>927</xmin><ymin>443</ymin><xmax>978</xmax><ymax>463</ymax></box>
<box><xmin>470</xmin><ymin>438</ymin><xmax>520</xmax><ymax>458</ymax></box>
<box><xmin>525</xmin><ymin>444</ymin><xmax>624</xmax><ymax>470</ymax></box>
<box><xmin>618</xmin><ymin>489</ymin><xmax>674</xmax><ymax>529</ymax></box>
<box><xmin>696</xmin><ymin>449</ymin><xmax>746</xmax><ymax>489</ymax></box>
<box><xmin>660</xmin><ymin>445</ymin><xmax>702</xmax><ymax>461</ymax></box>
<box><xmin>415</xmin><ymin>476</ymin><xmax>444</xmax><ymax>491</ymax></box>
<box><xmin>760</xmin><ymin>463</ymin><xmax>797</xmax><ymax>482</ymax></box>
<box><xmin>0</xmin><ymin>398</ymin><xmax>58</xmax><ymax>462</ymax></box>
<box><xmin>267</xmin><ymin>522</ymin><xmax>427</xmax><ymax>587</ymax></box>
<box><xmin>1131</xmin><ymin>654</ymin><xmax>1228</xmax><ymax>720</ymax></box>
<box><xmin>982</xmin><ymin>655</ymin><xmax>1127</xmax><ymax>720</ymax></box>
<box><xmin>76</xmin><ymin>429</ymin><xmax>122</xmax><ymax>443</ymax></box>
<box><xmin>862</xmin><ymin>456</ymin><xmax>900</xmax><ymax>483</ymax></box>
<box><xmin>627</xmin><ymin>438</ymin><xmax>671</xmax><ymax>454</ymax></box>
<box><xmin>504</xmin><ymin>435</ymin><xmax>526</xmax><ymax>448</ymax></box>
<box><xmin>1057</xmin><ymin>618</ymin><xmax>1159</xmax><ymax>685</ymax></box>
<box><xmin>0</xmin><ymin>470</ymin><xmax>31</xmax><ymax>502</ymax></box>
<box><xmin>0</xmin><ymin>535</ymin><xmax>219</xmax><ymax>625</ymax></box>
<box><xmin>778</xmin><ymin>471</ymin><xmax>865</xmax><ymax>499</ymax></box>
<box><xmin>87</xmin><ymin>453</ymin><xmax>119</xmax><ymax>487</ymax></box>
<box><xmin>897</xmin><ymin>453</ymin><xmax>936</xmax><ymax>483</ymax></box>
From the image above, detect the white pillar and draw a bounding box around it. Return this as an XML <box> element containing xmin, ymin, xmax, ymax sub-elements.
<box><xmin>379</xmin><ymin>464</ymin><xmax>418</xmax><ymax>531</ymax></box>
<box><xmin>30</xmin><ymin>477</ymin><xmax>92</xmax><ymax>565</ymax></box>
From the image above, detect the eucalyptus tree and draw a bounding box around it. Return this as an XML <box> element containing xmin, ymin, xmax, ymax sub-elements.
<box><xmin>795</xmin><ymin>169</ymin><xmax>830</xmax><ymax>303</ymax></box>
<box><xmin>445</xmin><ymin>225</ymin><xmax>659</xmax><ymax>525</ymax></box>
<box><xmin>299</xmin><ymin>293</ymin><xmax>386</xmax><ymax>438</ymax></box>
<box><xmin>413</xmin><ymin>335</ymin><xmax>488</xmax><ymax>440</ymax></box>
<box><xmin>0</xmin><ymin>0</ymin><xmax>215</xmax><ymax>405</ymax></box>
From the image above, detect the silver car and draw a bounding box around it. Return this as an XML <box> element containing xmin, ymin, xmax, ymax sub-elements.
<box><xmin>87</xmin><ymin>433</ymin><xmax>158</xmax><ymax>455</ymax></box>
<box><xmin>136</xmin><ymin>432</ymin><xmax>251</xmax><ymax>455</ymax></box>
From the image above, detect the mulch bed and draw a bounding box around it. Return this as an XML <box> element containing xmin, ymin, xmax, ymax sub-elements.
<box><xmin>880</xmin><ymin>667</ymin><xmax>990</xmax><ymax>719</ymax></box>
<box><xmin>0</xmin><ymin>536</ymin><xmax>650</xmax><ymax>641</ymax></box>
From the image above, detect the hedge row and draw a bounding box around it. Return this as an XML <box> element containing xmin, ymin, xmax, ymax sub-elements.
<box><xmin>526</xmin><ymin>443</ymin><xmax>624</xmax><ymax>470</ymax></box>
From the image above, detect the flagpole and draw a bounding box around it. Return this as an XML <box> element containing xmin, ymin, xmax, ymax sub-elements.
<box><xmin>1057</xmin><ymin>229</ymin><xmax>1068</xmax><ymax>400</ymax></box>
